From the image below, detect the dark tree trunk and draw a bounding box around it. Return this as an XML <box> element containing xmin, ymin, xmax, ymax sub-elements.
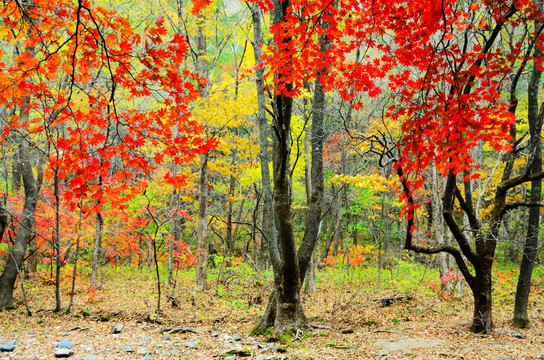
<box><xmin>254</xmin><ymin>0</ymin><xmax>329</xmax><ymax>333</ymax></box>
<box><xmin>398</xmin><ymin>12</ymin><xmax>544</xmax><ymax>334</ymax></box>
<box><xmin>513</xmin><ymin>38</ymin><xmax>543</xmax><ymax>328</ymax></box>
<box><xmin>471</xmin><ymin>261</ymin><xmax>493</xmax><ymax>333</ymax></box>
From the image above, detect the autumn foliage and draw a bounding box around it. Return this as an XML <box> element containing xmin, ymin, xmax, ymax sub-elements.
<box><xmin>0</xmin><ymin>1</ymin><xmax>216</xmax><ymax>266</ymax></box>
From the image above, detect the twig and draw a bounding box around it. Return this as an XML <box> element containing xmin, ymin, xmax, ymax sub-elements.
<box><xmin>310</xmin><ymin>323</ymin><xmax>332</xmax><ymax>330</ymax></box>
<box><xmin>370</xmin><ymin>327</ymin><xmax>413</xmax><ymax>334</ymax></box>
<box><xmin>163</xmin><ymin>327</ymin><xmax>202</xmax><ymax>335</ymax></box>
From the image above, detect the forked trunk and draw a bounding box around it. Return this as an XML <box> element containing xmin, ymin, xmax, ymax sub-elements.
<box><xmin>254</xmin><ymin>287</ymin><xmax>309</xmax><ymax>336</ymax></box>
<box><xmin>0</xmin><ymin>143</ymin><xmax>39</xmax><ymax>310</ymax></box>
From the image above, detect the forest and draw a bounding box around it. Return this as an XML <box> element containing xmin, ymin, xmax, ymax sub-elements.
<box><xmin>0</xmin><ymin>0</ymin><xmax>543</xmax><ymax>358</ymax></box>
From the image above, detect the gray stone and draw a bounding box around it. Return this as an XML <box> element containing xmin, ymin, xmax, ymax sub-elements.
<box><xmin>141</xmin><ymin>335</ymin><xmax>151</xmax><ymax>341</ymax></box>
<box><xmin>111</xmin><ymin>324</ymin><xmax>124</xmax><ymax>334</ymax></box>
<box><xmin>512</xmin><ymin>333</ymin><xmax>526</xmax><ymax>339</ymax></box>
<box><xmin>121</xmin><ymin>346</ymin><xmax>134</xmax><ymax>352</ymax></box>
<box><xmin>540</xmin><ymin>354</ymin><xmax>544</xmax><ymax>359</ymax></box>
<box><xmin>141</xmin><ymin>357</ymin><xmax>153</xmax><ymax>360</ymax></box>
<box><xmin>161</xmin><ymin>334</ymin><xmax>171</xmax><ymax>341</ymax></box>
<box><xmin>224</xmin><ymin>356</ymin><xmax>235</xmax><ymax>360</ymax></box>
<box><xmin>82</xmin><ymin>356</ymin><xmax>98</xmax><ymax>360</ymax></box>
<box><xmin>185</xmin><ymin>341</ymin><xmax>199</xmax><ymax>349</ymax></box>
<box><xmin>378</xmin><ymin>353</ymin><xmax>387</xmax><ymax>357</ymax></box>
<box><xmin>55</xmin><ymin>340</ymin><xmax>75</xmax><ymax>349</ymax></box>
<box><xmin>0</xmin><ymin>345</ymin><xmax>15</xmax><ymax>352</ymax></box>
<box><xmin>54</xmin><ymin>348</ymin><xmax>74</xmax><ymax>358</ymax></box>
<box><xmin>263</xmin><ymin>343</ymin><xmax>278</xmax><ymax>352</ymax></box>
<box><xmin>228</xmin><ymin>335</ymin><xmax>242</xmax><ymax>343</ymax></box>
<box><xmin>256</xmin><ymin>356</ymin><xmax>266</xmax><ymax>360</ymax></box>
<box><xmin>137</xmin><ymin>348</ymin><xmax>149</xmax><ymax>355</ymax></box>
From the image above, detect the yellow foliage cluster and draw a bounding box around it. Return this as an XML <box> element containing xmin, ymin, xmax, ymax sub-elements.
<box><xmin>331</xmin><ymin>173</ymin><xmax>396</xmax><ymax>193</ymax></box>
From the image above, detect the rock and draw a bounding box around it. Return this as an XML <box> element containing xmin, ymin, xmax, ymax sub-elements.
<box><xmin>121</xmin><ymin>346</ymin><xmax>134</xmax><ymax>352</ymax></box>
<box><xmin>263</xmin><ymin>343</ymin><xmax>278</xmax><ymax>352</ymax></box>
<box><xmin>54</xmin><ymin>348</ymin><xmax>74</xmax><ymax>358</ymax></box>
<box><xmin>185</xmin><ymin>341</ymin><xmax>199</xmax><ymax>349</ymax></box>
<box><xmin>211</xmin><ymin>333</ymin><xmax>220</xmax><ymax>337</ymax></box>
<box><xmin>6</xmin><ymin>340</ymin><xmax>16</xmax><ymax>345</ymax></box>
<box><xmin>256</xmin><ymin>356</ymin><xmax>266</xmax><ymax>360</ymax></box>
<box><xmin>141</xmin><ymin>357</ymin><xmax>153</xmax><ymax>360</ymax></box>
<box><xmin>512</xmin><ymin>333</ymin><xmax>526</xmax><ymax>339</ymax></box>
<box><xmin>224</xmin><ymin>357</ymin><xmax>235</xmax><ymax>360</ymax></box>
<box><xmin>0</xmin><ymin>345</ymin><xmax>15</xmax><ymax>352</ymax></box>
<box><xmin>378</xmin><ymin>353</ymin><xmax>388</xmax><ymax>357</ymax></box>
<box><xmin>161</xmin><ymin>334</ymin><xmax>171</xmax><ymax>341</ymax></box>
<box><xmin>540</xmin><ymin>354</ymin><xmax>544</xmax><ymax>359</ymax></box>
<box><xmin>141</xmin><ymin>335</ymin><xmax>151</xmax><ymax>341</ymax></box>
<box><xmin>82</xmin><ymin>356</ymin><xmax>98</xmax><ymax>360</ymax></box>
<box><xmin>55</xmin><ymin>340</ymin><xmax>75</xmax><ymax>349</ymax></box>
<box><xmin>228</xmin><ymin>335</ymin><xmax>242</xmax><ymax>343</ymax></box>
<box><xmin>111</xmin><ymin>324</ymin><xmax>124</xmax><ymax>334</ymax></box>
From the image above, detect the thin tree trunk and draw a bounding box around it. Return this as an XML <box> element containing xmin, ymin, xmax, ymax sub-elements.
<box><xmin>53</xmin><ymin>165</ymin><xmax>62</xmax><ymax>312</ymax></box>
<box><xmin>226</xmin><ymin>167</ymin><xmax>236</xmax><ymax>266</ymax></box>
<box><xmin>67</xmin><ymin>200</ymin><xmax>83</xmax><ymax>314</ymax></box>
<box><xmin>167</xmin><ymin>187</ymin><xmax>181</xmax><ymax>286</ymax></box>
<box><xmin>251</xmin><ymin>2</ymin><xmax>275</xmax><ymax>269</ymax></box>
<box><xmin>91</xmin><ymin>210</ymin><xmax>103</xmax><ymax>289</ymax></box>
<box><xmin>194</xmin><ymin>153</ymin><xmax>209</xmax><ymax>291</ymax></box>
<box><xmin>193</xmin><ymin>10</ymin><xmax>210</xmax><ymax>292</ymax></box>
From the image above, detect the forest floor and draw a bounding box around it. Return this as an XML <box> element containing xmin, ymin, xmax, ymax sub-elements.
<box><xmin>0</xmin><ymin>261</ymin><xmax>543</xmax><ymax>359</ymax></box>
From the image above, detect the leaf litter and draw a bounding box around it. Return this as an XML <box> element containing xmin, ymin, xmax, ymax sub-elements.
<box><xmin>0</xmin><ymin>268</ymin><xmax>542</xmax><ymax>359</ymax></box>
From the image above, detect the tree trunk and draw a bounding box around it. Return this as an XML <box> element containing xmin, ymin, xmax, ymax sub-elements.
<box><xmin>90</xmin><ymin>210</ymin><xmax>103</xmax><ymax>289</ymax></box>
<box><xmin>471</xmin><ymin>261</ymin><xmax>493</xmax><ymax>333</ymax></box>
<box><xmin>304</xmin><ymin>247</ymin><xmax>318</xmax><ymax>295</ymax></box>
<box><xmin>193</xmin><ymin>8</ymin><xmax>210</xmax><ymax>292</ymax></box>
<box><xmin>432</xmin><ymin>166</ymin><xmax>455</xmax><ymax>293</ymax></box>
<box><xmin>332</xmin><ymin>193</ymin><xmax>344</xmax><ymax>257</ymax></box>
<box><xmin>195</xmin><ymin>153</ymin><xmax>209</xmax><ymax>291</ymax></box>
<box><xmin>226</xmin><ymin>168</ymin><xmax>236</xmax><ymax>266</ymax></box>
<box><xmin>251</xmin><ymin>2</ymin><xmax>275</xmax><ymax>269</ymax></box>
<box><xmin>513</xmin><ymin>40</ymin><xmax>542</xmax><ymax>328</ymax></box>
<box><xmin>53</xmin><ymin>166</ymin><xmax>62</xmax><ymax>312</ymax></box>
<box><xmin>167</xmin><ymin>172</ymin><xmax>182</xmax><ymax>286</ymax></box>
<box><xmin>0</xmin><ymin>141</ymin><xmax>40</xmax><ymax>310</ymax></box>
